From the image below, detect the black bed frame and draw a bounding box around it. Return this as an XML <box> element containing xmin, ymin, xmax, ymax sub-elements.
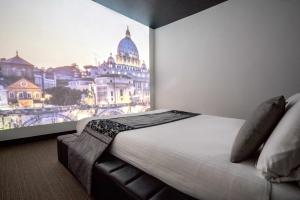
<box><xmin>57</xmin><ymin>134</ymin><xmax>197</xmax><ymax>200</ymax></box>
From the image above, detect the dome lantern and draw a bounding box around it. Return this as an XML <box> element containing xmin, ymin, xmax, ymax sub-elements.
<box><xmin>126</xmin><ymin>26</ymin><xmax>131</xmax><ymax>38</ymax></box>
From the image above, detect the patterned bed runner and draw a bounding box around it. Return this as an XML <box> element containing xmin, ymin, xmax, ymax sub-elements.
<box><xmin>67</xmin><ymin>110</ymin><xmax>199</xmax><ymax>193</ymax></box>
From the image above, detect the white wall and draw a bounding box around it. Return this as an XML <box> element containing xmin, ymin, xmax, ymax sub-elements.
<box><xmin>154</xmin><ymin>0</ymin><xmax>300</xmax><ymax>119</ymax></box>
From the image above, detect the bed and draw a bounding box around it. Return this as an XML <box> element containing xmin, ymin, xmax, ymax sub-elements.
<box><xmin>58</xmin><ymin>109</ymin><xmax>300</xmax><ymax>200</ymax></box>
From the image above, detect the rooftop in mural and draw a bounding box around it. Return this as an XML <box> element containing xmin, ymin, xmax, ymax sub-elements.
<box><xmin>1</xmin><ymin>51</ymin><xmax>34</xmax><ymax>66</ymax></box>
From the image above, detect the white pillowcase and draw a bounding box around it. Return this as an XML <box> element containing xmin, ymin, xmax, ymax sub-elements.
<box><xmin>256</xmin><ymin>101</ymin><xmax>300</xmax><ymax>183</ymax></box>
<box><xmin>286</xmin><ymin>93</ymin><xmax>300</xmax><ymax>110</ymax></box>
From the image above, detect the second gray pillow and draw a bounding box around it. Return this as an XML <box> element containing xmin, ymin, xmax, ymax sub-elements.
<box><xmin>230</xmin><ymin>96</ymin><xmax>286</xmax><ymax>163</ymax></box>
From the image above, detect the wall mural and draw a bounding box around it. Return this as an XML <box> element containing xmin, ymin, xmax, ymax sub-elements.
<box><xmin>0</xmin><ymin>0</ymin><xmax>150</xmax><ymax>130</ymax></box>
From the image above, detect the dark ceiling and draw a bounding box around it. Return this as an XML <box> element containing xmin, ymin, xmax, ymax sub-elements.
<box><xmin>93</xmin><ymin>0</ymin><xmax>227</xmax><ymax>29</ymax></box>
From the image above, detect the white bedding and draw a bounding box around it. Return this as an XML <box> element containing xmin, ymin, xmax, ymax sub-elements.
<box><xmin>76</xmin><ymin>110</ymin><xmax>300</xmax><ymax>200</ymax></box>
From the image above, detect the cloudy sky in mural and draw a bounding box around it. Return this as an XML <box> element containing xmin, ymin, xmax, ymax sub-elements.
<box><xmin>0</xmin><ymin>0</ymin><xmax>149</xmax><ymax>68</ymax></box>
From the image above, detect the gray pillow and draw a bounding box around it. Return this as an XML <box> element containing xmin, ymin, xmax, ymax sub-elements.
<box><xmin>230</xmin><ymin>96</ymin><xmax>286</xmax><ymax>163</ymax></box>
<box><xmin>256</xmin><ymin>101</ymin><xmax>300</xmax><ymax>182</ymax></box>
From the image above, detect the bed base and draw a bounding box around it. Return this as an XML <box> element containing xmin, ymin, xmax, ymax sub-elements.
<box><xmin>57</xmin><ymin>134</ymin><xmax>197</xmax><ymax>200</ymax></box>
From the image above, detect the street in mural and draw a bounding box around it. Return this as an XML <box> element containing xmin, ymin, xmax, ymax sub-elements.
<box><xmin>0</xmin><ymin>28</ymin><xmax>150</xmax><ymax>130</ymax></box>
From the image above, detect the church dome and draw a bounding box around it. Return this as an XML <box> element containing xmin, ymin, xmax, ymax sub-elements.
<box><xmin>117</xmin><ymin>27</ymin><xmax>139</xmax><ymax>60</ymax></box>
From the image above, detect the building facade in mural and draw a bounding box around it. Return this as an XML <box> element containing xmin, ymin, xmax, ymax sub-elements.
<box><xmin>95</xmin><ymin>27</ymin><xmax>150</xmax><ymax>106</ymax></box>
<box><xmin>94</xmin><ymin>74</ymin><xmax>134</xmax><ymax>105</ymax></box>
<box><xmin>6</xmin><ymin>78</ymin><xmax>42</xmax><ymax>107</ymax></box>
<box><xmin>0</xmin><ymin>52</ymin><xmax>34</xmax><ymax>82</ymax></box>
<box><xmin>34</xmin><ymin>68</ymin><xmax>56</xmax><ymax>90</ymax></box>
<box><xmin>0</xmin><ymin>85</ymin><xmax>8</xmax><ymax>106</ymax></box>
<box><xmin>68</xmin><ymin>78</ymin><xmax>94</xmax><ymax>91</ymax></box>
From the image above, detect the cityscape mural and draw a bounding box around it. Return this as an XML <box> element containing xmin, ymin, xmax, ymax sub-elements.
<box><xmin>0</xmin><ymin>0</ymin><xmax>150</xmax><ymax>130</ymax></box>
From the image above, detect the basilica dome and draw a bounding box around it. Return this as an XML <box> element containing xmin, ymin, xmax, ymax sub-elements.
<box><xmin>117</xmin><ymin>27</ymin><xmax>139</xmax><ymax>60</ymax></box>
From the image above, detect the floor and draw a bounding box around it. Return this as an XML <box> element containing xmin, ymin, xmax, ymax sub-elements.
<box><xmin>0</xmin><ymin>138</ymin><xmax>89</xmax><ymax>200</ymax></box>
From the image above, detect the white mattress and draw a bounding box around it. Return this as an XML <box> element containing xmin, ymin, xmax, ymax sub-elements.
<box><xmin>76</xmin><ymin>111</ymin><xmax>300</xmax><ymax>200</ymax></box>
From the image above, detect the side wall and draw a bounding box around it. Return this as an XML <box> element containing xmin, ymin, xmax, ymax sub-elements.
<box><xmin>154</xmin><ymin>0</ymin><xmax>300</xmax><ymax>119</ymax></box>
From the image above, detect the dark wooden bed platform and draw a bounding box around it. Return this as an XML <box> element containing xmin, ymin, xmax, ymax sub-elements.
<box><xmin>57</xmin><ymin>134</ymin><xmax>197</xmax><ymax>200</ymax></box>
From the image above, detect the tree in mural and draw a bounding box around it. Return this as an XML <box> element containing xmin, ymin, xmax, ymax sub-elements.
<box><xmin>45</xmin><ymin>87</ymin><xmax>83</xmax><ymax>106</ymax></box>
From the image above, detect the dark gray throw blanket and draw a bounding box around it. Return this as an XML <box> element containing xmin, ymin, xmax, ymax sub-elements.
<box><xmin>67</xmin><ymin>110</ymin><xmax>199</xmax><ymax>193</ymax></box>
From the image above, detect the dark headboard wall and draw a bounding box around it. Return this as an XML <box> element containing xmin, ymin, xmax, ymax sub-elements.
<box><xmin>93</xmin><ymin>0</ymin><xmax>227</xmax><ymax>28</ymax></box>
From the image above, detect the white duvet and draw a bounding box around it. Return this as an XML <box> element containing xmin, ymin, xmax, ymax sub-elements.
<box><xmin>76</xmin><ymin>110</ymin><xmax>300</xmax><ymax>200</ymax></box>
